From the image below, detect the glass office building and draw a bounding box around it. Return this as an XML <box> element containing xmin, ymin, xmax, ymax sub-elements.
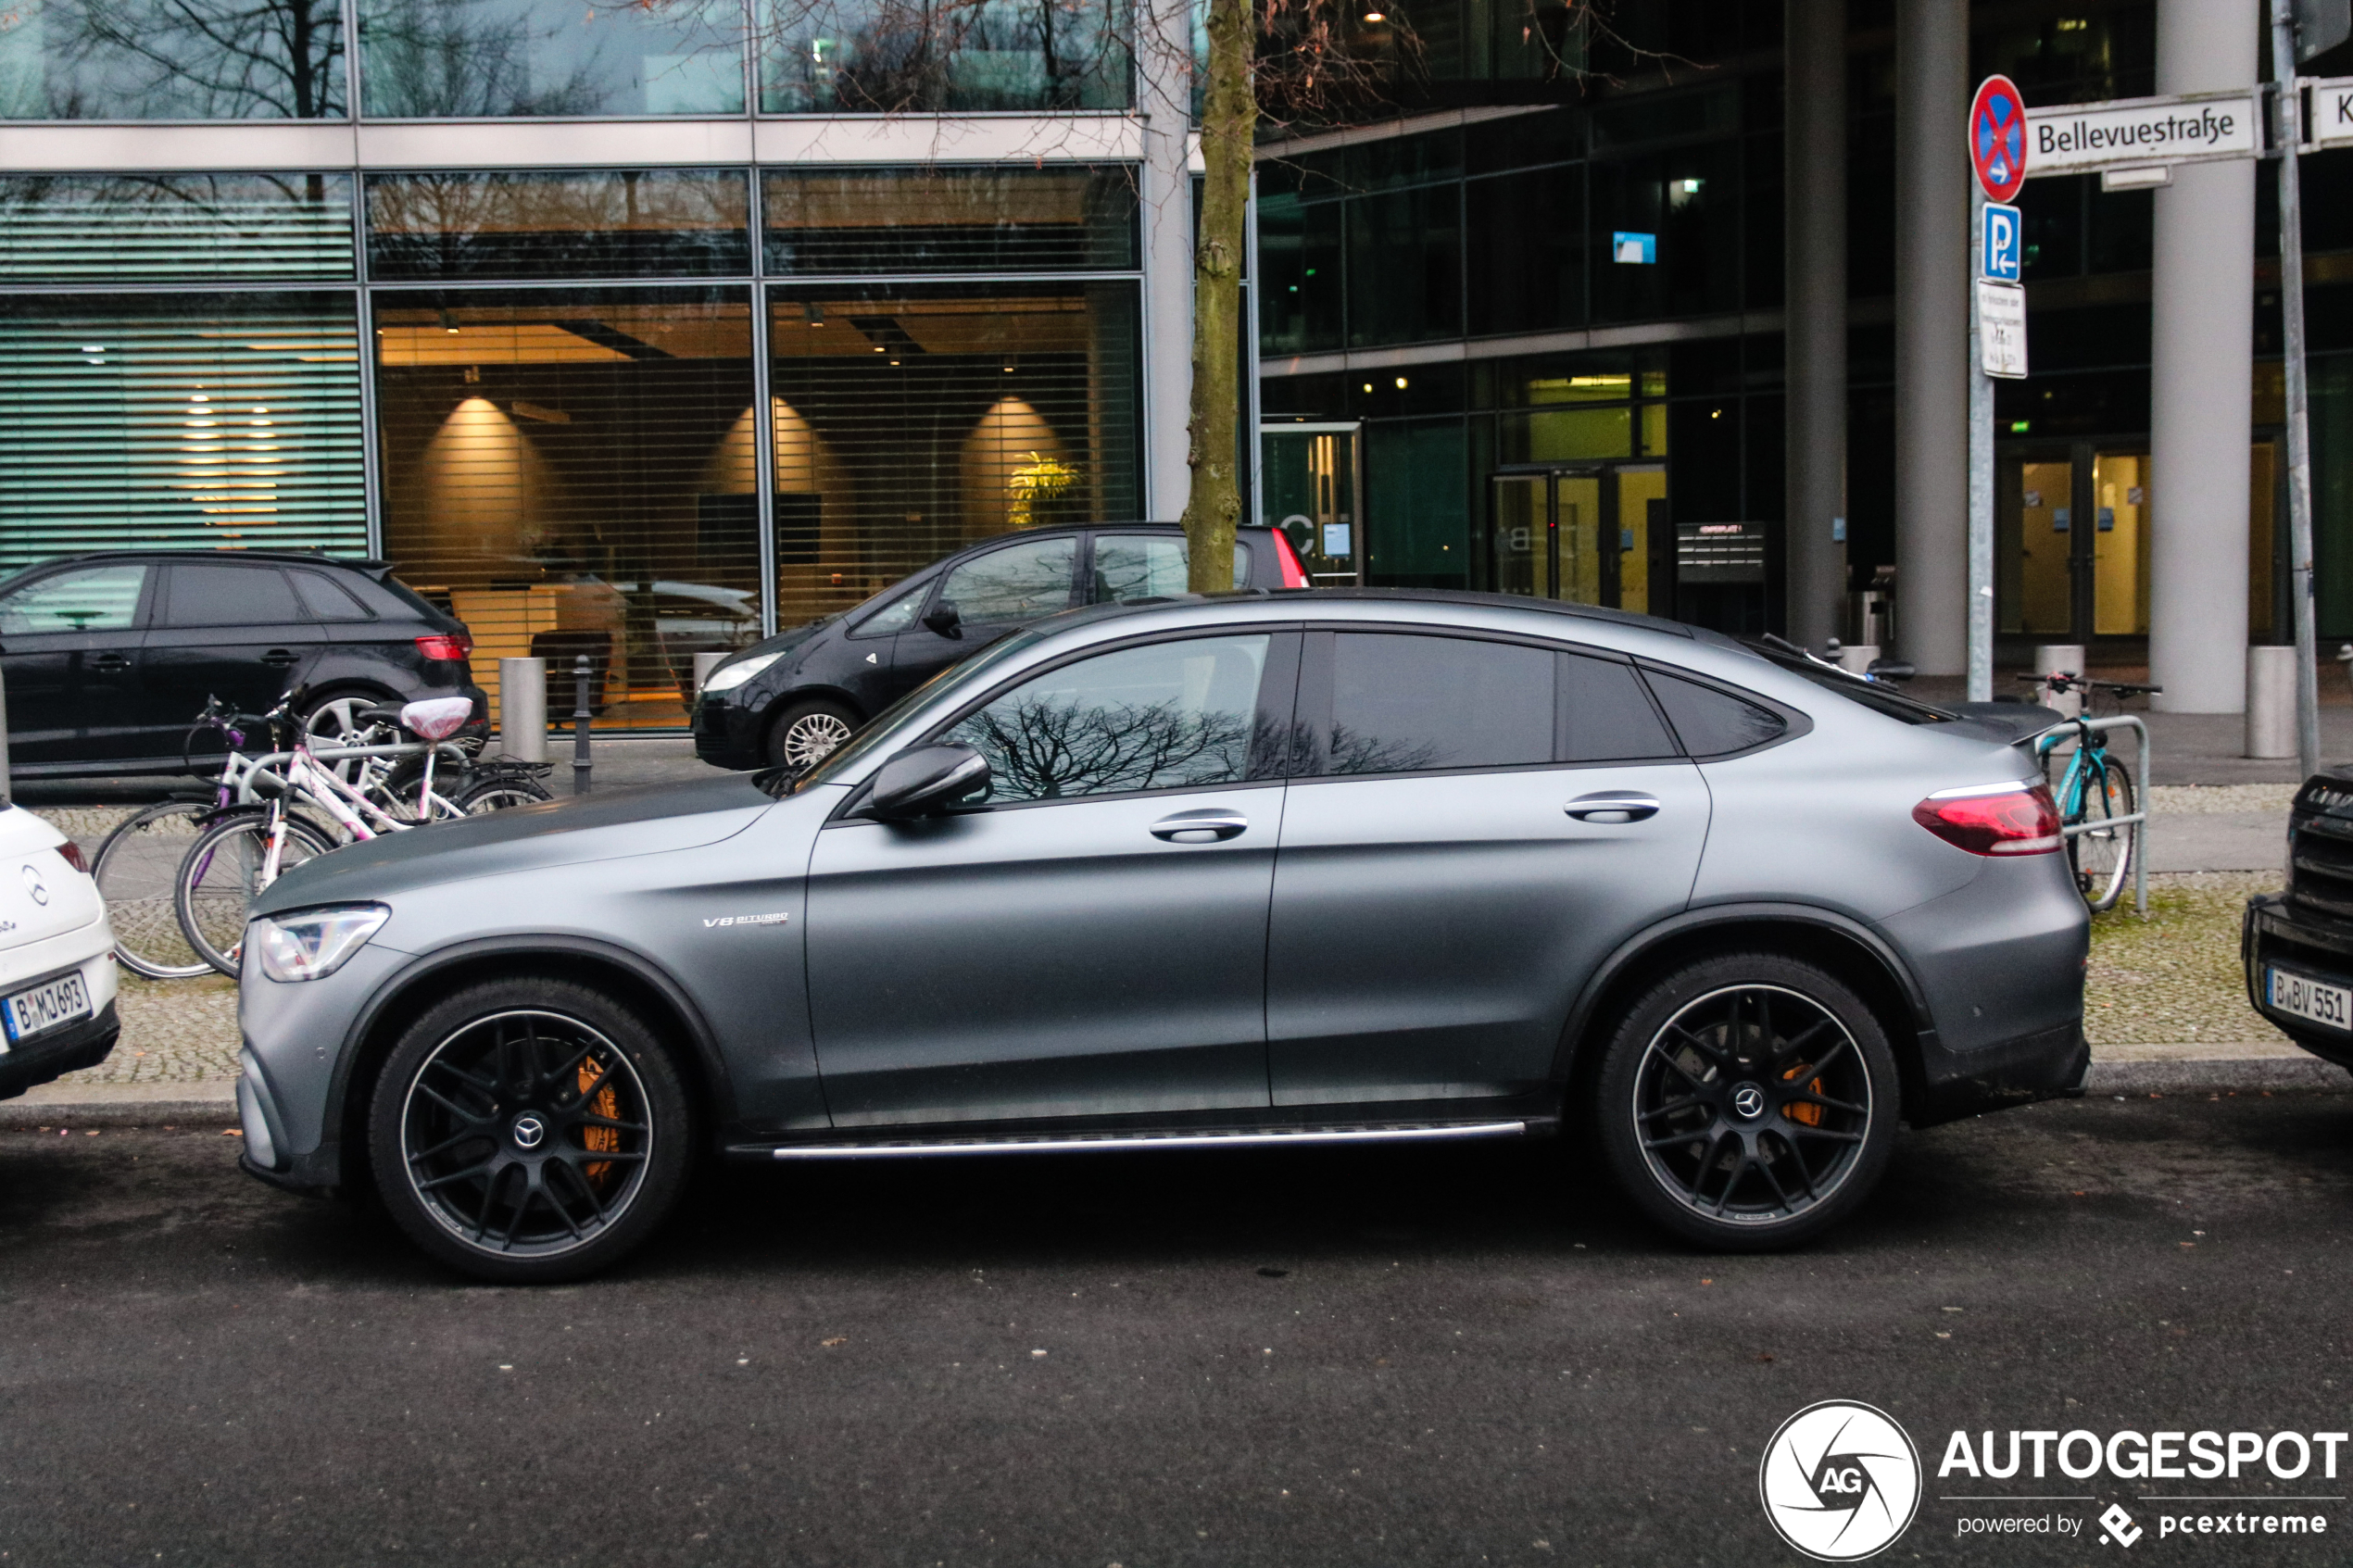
<box><xmin>1259</xmin><ymin>0</ymin><xmax>2353</xmax><ymax>655</ymax></box>
<box><xmin>0</xmin><ymin>0</ymin><xmax>1164</xmax><ymax>728</ymax></box>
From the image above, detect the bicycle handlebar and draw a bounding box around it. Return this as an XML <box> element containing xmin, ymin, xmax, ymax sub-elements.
<box><xmin>2013</xmin><ymin>671</ymin><xmax>2164</xmax><ymax>697</ymax></box>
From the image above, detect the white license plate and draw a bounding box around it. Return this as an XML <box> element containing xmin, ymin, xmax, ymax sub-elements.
<box><xmin>2267</xmin><ymin>966</ymin><xmax>2353</xmax><ymax>1033</ymax></box>
<box><xmin>1</xmin><ymin>970</ymin><xmax>92</xmax><ymax>1047</ymax></box>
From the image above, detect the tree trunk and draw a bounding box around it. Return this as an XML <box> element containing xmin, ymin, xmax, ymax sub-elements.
<box><xmin>1182</xmin><ymin>0</ymin><xmax>1252</xmax><ymax>593</ymax></box>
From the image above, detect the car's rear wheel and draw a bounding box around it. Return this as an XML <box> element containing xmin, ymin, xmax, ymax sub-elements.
<box><xmin>763</xmin><ymin>697</ymin><xmax>858</xmax><ymax>772</ymax></box>
<box><xmin>1594</xmin><ymin>954</ymin><xmax>1898</xmax><ymax>1251</ymax></box>
<box><xmin>367</xmin><ymin>978</ymin><xmax>693</xmax><ymax>1284</ymax></box>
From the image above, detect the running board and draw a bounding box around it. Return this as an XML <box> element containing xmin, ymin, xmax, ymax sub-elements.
<box><xmin>749</xmin><ymin>1121</ymin><xmax>1532</xmax><ymax>1161</ymax></box>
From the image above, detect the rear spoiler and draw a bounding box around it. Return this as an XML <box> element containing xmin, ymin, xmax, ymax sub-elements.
<box><xmin>1943</xmin><ymin>701</ymin><xmax>2066</xmax><ymax>746</ymax></box>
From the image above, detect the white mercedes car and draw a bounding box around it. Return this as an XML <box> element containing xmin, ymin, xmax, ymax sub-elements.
<box><xmin>0</xmin><ymin>801</ymin><xmax>118</xmax><ymax>1100</ymax></box>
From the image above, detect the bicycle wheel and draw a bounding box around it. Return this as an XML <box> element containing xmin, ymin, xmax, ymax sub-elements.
<box><xmin>173</xmin><ymin>814</ymin><xmax>337</xmax><ymax>976</ymax></box>
<box><xmin>93</xmin><ymin>800</ymin><xmax>215</xmax><ymax>978</ymax></box>
<box><xmin>456</xmin><ymin>773</ymin><xmax>553</xmax><ymax>814</ymax></box>
<box><xmin>2069</xmin><ymin>755</ymin><xmax>2135</xmax><ymax>911</ymax></box>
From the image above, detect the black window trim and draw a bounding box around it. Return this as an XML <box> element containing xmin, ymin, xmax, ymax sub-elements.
<box><xmin>1632</xmin><ymin>659</ymin><xmax>1813</xmax><ymax>760</ymax></box>
<box><xmin>828</xmin><ymin>621</ymin><xmax>1306</xmax><ymax>822</ymax></box>
<box><xmin>1287</xmin><ymin>621</ymin><xmax>1690</xmax><ymax>784</ymax></box>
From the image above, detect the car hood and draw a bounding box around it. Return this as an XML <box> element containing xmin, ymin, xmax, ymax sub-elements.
<box><xmin>743</xmin><ymin>615</ymin><xmax>840</xmax><ymax>662</ymax></box>
<box><xmin>251</xmin><ymin>773</ymin><xmax>779</xmax><ymax>920</ymax></box>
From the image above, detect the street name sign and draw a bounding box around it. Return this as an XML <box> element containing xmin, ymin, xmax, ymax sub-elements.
<box><xmin>1970</xmin><ymin>76</ymin><xmax>2029</xmax><ymax>201</ymax></box>
<box><xmin>1982</xmin><ymin>202</ymin><xmax>2022</xmax><ymax>282</ymax></box>
<box><xmin>1978</xmin><ymin>282</ymin><xmax>2028</xmax><ymax>378</ymax></box>
<box><xmin>2303</xmin><ymin>76</ymin><xmax>2353</xmax><ymax>149</ymax></box>
<box><xmin>2023</xmin><ymin>87</ymin><xmax>2263</xmax><ymax>175</ymax></box>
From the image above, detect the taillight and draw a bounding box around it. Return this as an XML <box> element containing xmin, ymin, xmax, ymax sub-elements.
<box><xmin>1270</xmin><ymin>528</ymin><xmax>1312</xmax><ymax>589</ymax></box>
<box><xmin>1912</xmin><ymin>784</ymin><xmax>2062</xmax><ymax>856</ymax></box>
<box><xmin>55</xmin><ymin>842</ymin><xmax>87</xmax><ymax>874</ymax></box>
<box><xmin>415</xmin><ymin>633</ymin><xmax>472</xmax><ymax>662</ymax></box>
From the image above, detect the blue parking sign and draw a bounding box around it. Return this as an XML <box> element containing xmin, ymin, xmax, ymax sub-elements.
<box><xmin>1982</xmin><ymin>203</ymin><xmax>2021</xmax><ymax>282</ymax></box>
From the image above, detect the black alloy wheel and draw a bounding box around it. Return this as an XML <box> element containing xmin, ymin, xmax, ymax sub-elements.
<box><xmin>368</xmin><ymin>980</ymin><xmax>692</xmax><ymax>1283</ymax></box>
<box><xmin>1596</xmin><ymin>955</ymin><xmax>1898</xmax><ymax>1250</ymax></box>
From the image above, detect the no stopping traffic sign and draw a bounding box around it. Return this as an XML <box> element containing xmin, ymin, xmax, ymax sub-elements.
<box><xmin>1970</xmin><ymin>75</ymin><xmax>2028</xmax><ymax>202</ymax></box>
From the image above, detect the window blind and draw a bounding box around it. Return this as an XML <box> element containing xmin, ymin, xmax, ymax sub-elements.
<box><xmin>0</xmin><ymin>295</ymin><xmax>367</xmax><ymax>573</ymax></box>
<box><xmin>0</xmin><ymin>176</ymin><xmax>357</xmax><ymax>282</ymax></box>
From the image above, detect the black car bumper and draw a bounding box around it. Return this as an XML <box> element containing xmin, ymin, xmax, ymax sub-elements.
<box><xmin>2243</xmin><ymin>893</ymin><xmax>2353</xmax><ymax>1071</ymax></box>
<box><xmin>693</xmin><ymin>689</ymin><xmax>767</xmax><ymax>770</ymax></box>
<box><xmin>0</xmin><ymin>999</ymin><xmax>120</xmax><ymax>1101</ymax></box>
<box><xmin>1909</xmin><ymin>1019</ymin><xmax>2089</xmax><ymax>1127</ymax></box>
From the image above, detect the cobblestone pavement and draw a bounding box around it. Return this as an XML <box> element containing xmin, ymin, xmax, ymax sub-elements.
<box><xmin>21</xmin><ymin>798</ymin><xmax>2300</xmax><ymax>1094</ymax></box>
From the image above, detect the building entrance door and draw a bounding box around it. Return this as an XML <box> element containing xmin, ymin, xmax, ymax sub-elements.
<box><xmin>1487</xmin><ymin>464</ymin><xmax>1666</xmax><ymax>614</ymax></box>
<box><xmin>1997</xmin><ymin>444</ymin><xmax>2152</xmax><ymax>641</ymax></box>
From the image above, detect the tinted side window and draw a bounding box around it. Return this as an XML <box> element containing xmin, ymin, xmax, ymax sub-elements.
<box><xmin>1643</xmin><ymin>670</ymin><xmax>1788</xmax><ymax>757</ymax></box>
<box><xmin>0</xmin><ymin>563</ymin><xmax>147</xmax><ymax>633</ymax></box>
<box><xmin>939</xmin><ymin>537</ymin><xmax>1078</xmax><ymax>628</ymax></box>
<box><xmin>943</xmin><ymin>634</ymin><xmax>1271</xmax><ymax>803</ymax></box>
<box><xmin>291</xmin><ymin>571</ymin><xmax>371</xmax><ymax>621</ymax></box>
<box><xmin>855</xmin><ymin>581</ymin><xmax>929</xmax><ymax>636</ymax></box>
<box><xmin>1092</xmin><ymin>535</ymin><xmax>1250</xmax><ymax>601</ymax></box>
<box><xmin>1561</xmin><ymin>652</ymin><xmax>1680</xmax><ymax>761</ymax></box>
<box><xmin>1328</xmin><ymin>633</ymin><xmax>1554</xmax><ymax>774</ymax></box>
<box><xmin>164</xmin><ymin>565</ymin><xmax>303</xmax><ymax>628</ymax></box>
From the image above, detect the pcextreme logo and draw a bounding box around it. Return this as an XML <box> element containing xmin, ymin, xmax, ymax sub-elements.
<box><xmin>1759</xmin><ymin>1400</ymin><xmax>1924</xmax><ymax>1562</ymax></box>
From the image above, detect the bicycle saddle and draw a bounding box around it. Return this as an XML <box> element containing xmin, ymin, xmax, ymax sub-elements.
<box><xmin>399</xmin><ymin>696</ymin><xmax>475</xmax><ymax>742</ymax></box>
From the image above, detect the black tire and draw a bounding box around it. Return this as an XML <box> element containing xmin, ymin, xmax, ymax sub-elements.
<box><xmin>1594</xmin><ymin>953</ymin><xmax>1899</xmax><ymax>1251</ymax></box>
<box><xmin>301</xmin><ymin>688</ymin><xmax>402</xmax><ymax>785</ymax></box>
<box><xmin>366</xmin><ymin>977</ymin><xmax>694</xmax><ymax>1284</ymax></box>
<box><xmin>172</xmin><ymin>813</ymin><xmax>337</xmax><ymax>976</ymax></box>
<box><xmin>456</xmin><ymin>773</ymin><xmax>554</xmax><ymax>814</ymax></box>
<box><xmin>763</xmin><ymin>697</ymin><xmax>859</xmax><ymax>772</ymax></box>
<box><xmin>94</xmin><ymin>799</ymin><xmax>216</xmax><ymax>978</ymax></box>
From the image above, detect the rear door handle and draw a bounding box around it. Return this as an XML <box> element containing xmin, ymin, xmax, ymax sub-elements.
<box><xmin>259</xmin><ymin>648</ymin><xmax>299</xmax><ymax>667</ymax></box>
<box><xmin>1150</xmin><ymin>809</ymin><xmax>1249</xmax><ymax>843</ymax></box>
<box><xmin>1566</xmin><ymin>792</ymin><xmax>1661</xmax><ymax>823</ymax></box>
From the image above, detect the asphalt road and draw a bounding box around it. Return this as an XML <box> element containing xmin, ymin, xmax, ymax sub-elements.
<box><xmin>6</xmin><ymin>1094</ymin><xmax>2353</xmax><ymax>1567</ymax></box>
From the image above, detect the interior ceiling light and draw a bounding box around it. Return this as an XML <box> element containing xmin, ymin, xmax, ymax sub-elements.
<box><xmin>1394</xmin><ymin>376</ymin><xmax>1408</xmax><ymax>389</ymax></box>
<box><xmin>1363</xmin><ymin>10</ymin><xmax>1384</xmax><ymax>19</ymax></box>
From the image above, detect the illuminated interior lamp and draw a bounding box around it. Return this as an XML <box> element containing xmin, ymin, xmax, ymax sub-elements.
<box><xmin>1363</xmin><ymin>10</ymin><xmax>1384</xmax><ymax>19</ymax></box>
<box><xmin>1394</xmin><ymin>376</ymin><xmax>1407</xmax><ymax>389</ymax></box>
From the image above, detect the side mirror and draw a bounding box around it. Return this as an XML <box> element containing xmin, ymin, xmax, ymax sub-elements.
<box><xmin>923</xmin><ymin>603</ymin><xmax>963</xmax><ymax>638</ymax></box>
<box><xmin>865</xmin><ymin>744</ymin><xmax>990</xmax><ymax>821</ymax></box>
<box><xmin>1866</xmin><ymin>659</ymin><xmax>1916</xmax><ymax>684</ymax></box>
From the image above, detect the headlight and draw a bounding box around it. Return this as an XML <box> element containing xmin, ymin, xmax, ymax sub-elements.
<box><xmin>702</xmin><ymin>651</ymin><xmax>784</xmax><ymax>694</ymax></box>
<box><xmin>254</xmin><ymin>905</ymin><xmax>389</xmax><ymax>983</ymax></box>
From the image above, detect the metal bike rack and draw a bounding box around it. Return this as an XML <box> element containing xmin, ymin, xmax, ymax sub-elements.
<box><xmin>233</xmin><ymin>742</ymin><xmax>472</xmax><ymax>805</ymax></box>
<box><xmin>2040</xmin><ymin>713</ymin><xmax>2151</xmax><ymax>918</ymax></box>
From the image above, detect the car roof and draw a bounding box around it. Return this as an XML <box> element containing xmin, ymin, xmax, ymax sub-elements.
<box><xmin>12</xmin><ymin>549</ymin><xmax>390</xmax><ymax>573</ymax></box>
<box><xmin>1049</xmin><ymin>586</ymin><xmax>1709</xmax><ymax>642</ymax></box>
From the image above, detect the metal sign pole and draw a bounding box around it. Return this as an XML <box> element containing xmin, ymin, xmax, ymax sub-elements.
<box><xmin>1967</xmin><ymin>182</ymin><xmax>1994</xmax><ymax>704</ymax></box>
<box><xmin>2273</xmin><ymin>1</ymin><xmax>2323</xmax><ymax>782</ymax></box>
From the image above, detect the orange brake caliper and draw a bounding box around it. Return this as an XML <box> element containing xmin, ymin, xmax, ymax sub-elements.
<box><xmin>1780</xmin><ymin>1063</ymin><xmax>1824</xmax><ymax>1126</ymax></box>
<box><xmin>581</xmin><ymin>1059</ymin><xmax>620</xmax><ymax>1184</ymax></box>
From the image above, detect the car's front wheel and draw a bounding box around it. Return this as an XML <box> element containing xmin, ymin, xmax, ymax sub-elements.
<box><xmin>1594</xmin><ymin>954</ymin><xmax>1898</xmax><ymax>1251</ymax></box>
<box><xmin>763</xmin><ymin>696</ymin><xmax>858</xmax><ymax>772</ymax></box>
<box><xmin>367</xmin><ymin>978</ymin><xmax>694</xmax><ymax>1283</ymax></box>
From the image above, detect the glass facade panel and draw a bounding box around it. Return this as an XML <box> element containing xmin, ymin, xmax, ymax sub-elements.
<box><xmin>357</xmin><ymin>0</ymin><xmax>743</xmax><ymax>117</ymax></box>
<box><xmin>0</xmin><ymin>0</ymin><xmax>344</xmax><ymax>118</ymax></box>
<box><xmin>764</xmin><ymin>280</ymin><xmax>1140</xmax><ymax>626</ymax></box>
<box><xmin>0</xmin><ymin>174</ymin><xmax>354</xmax><ymax>282</ymax></box>
<box><xmin>1466</xmin><ymin>165</ymin><xmax>1583</xmax><ymax>337</ymax></box>
<box><xmin>0</xmin><ymin>293</ymin><xmax>364</xmax><ymax>572</ymax></box>
<box><xmin>1345</xmin><ymin>184</ymin><xmax>1460</xmax><ymax>347</ymax></box>
<box><xmin>366</xmin><ymin>170</ymin><xmax>751</xmax><ymax>280</ymax></box>
<box><xmin>757</xmin><ymin>0</ymin><xmax>1129</xmax><ymax>113</ymax></box>
<box><xmin>373</xmin><ymin>287</ymin><xmax>761</xmax><ymax>730</ymax></box>
<box><xmin>762</xmin><ymin>166</ymin><xmax>1136</xmax><ymax>275</ymax></box>
<box><xmin>1591</xmin><ymin>142</ymin><xmax>1741</xmax><ymax>322</ymax></box>
<box><xmin>1254</xmin><ymin>189</ymin><xmax>1342</xmax><ymax>355</ymax></box>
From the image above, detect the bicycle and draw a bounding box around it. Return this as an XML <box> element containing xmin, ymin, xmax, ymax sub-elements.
<box><xmin>170</xmin><ymin>692</ymin><xmax>551</xmax><ymax>975</ymax></box>
<box><xmin>2017</xmin><ymin>671</ymin><xmax>2159</xmax><ymax>911</ymax></box>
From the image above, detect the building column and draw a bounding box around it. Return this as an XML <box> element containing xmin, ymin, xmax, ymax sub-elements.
<box><xmin>1785</xmin><ymin>0</ymin><xmax>1848</xmax><ymax>652</ymax></box>
<box><xmin>2148</xmin><ymin>0</ymin><xmax>2259</xmax><ymax>712</ymax></box>
<box><xmin>1139</xmin><ymin>0</ymin><xmax>1196</xmax><ymax>522</ymax></box>
<box><xmin>1893</xmin><ymin>0</ymin><xmax>1969</xmax><ymax>676</ymax></box>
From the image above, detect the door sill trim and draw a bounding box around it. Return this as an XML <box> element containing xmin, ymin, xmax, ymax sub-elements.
<box><xmin>744</xmin><ymin>1120</ymin><xmax>1531</xmax><ymax>1160</ymax></box>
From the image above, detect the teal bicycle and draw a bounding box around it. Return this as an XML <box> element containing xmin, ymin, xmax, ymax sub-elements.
<box><xmin>2017</xmin><ymin>671</ymin><xmax>2159</xmax><ymax>911</ymax></box>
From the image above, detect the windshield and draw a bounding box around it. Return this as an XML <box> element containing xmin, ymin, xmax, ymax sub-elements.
<box><xmin>773</xmin><ymin>629</ymin><xmax>1051</xmax><ymax>795</ymax></box>
<box><xmin>1740</xmin><ymin>643</ymin><xmax>1957</xmax><ymax>726</ymax></box>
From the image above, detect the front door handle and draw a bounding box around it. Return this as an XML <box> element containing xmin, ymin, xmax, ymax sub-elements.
<box><xmin>1566</xmin><ymin>792</ymin><xmax>1661</xmax><ymax>823</ymax></box>
<box><xmin>1150</xmin><ymin>808</ymin><xmax>1249</xmax><ymax>843</ymax></box>
<box><xmin>89</xmin><ymin>653</ymin><xmax>130</xmax><ymax>672</ymax></box>
<box><xmin>259</xmin><ymin>648</ymin><xmax>299</xmax><ymax>667</ymax></box>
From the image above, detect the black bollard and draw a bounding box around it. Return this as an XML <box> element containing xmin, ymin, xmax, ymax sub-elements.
<box><xmin>572</xmin><ymin>652</ymin><xmax>593</xmax><ymax>796</ymax></box>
